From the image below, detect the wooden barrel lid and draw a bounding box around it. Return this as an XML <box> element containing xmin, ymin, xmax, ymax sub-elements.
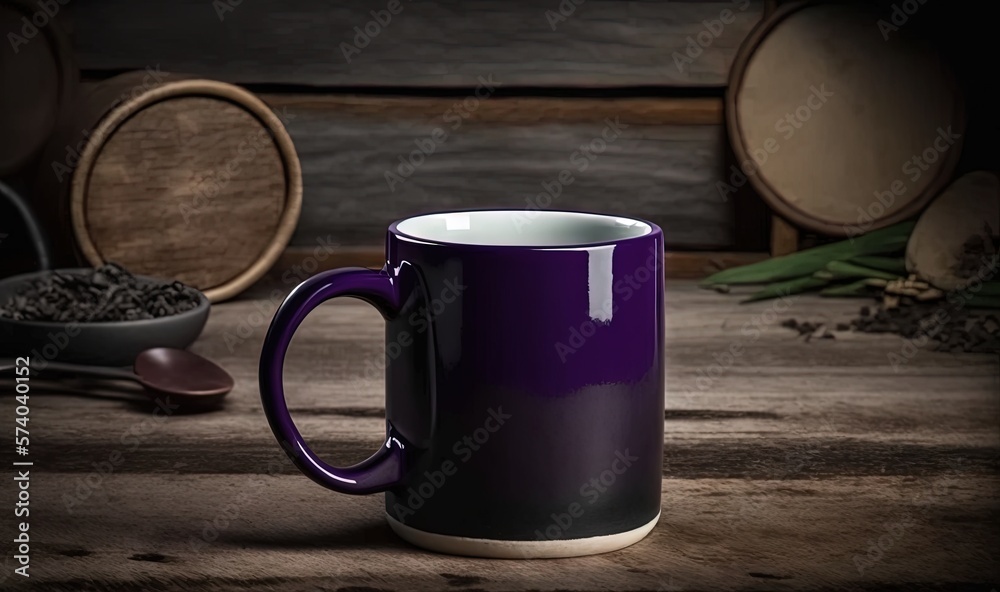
<box><xmin>0</xmin><ymin>0</ymin><xmax>76</xmax><ymax>174</ymax></box>
<box><xmin>727</xmin><ymin>0</ymin><xmax>964</xmax><ymax>235</ymax></box>
<box><xmin>69</xmin><ymin>77</ymin><xmax>302</xmax><ymax>302</ymax></box>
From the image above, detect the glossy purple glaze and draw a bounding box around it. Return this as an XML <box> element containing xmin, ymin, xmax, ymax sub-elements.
<box><xmin>260</xmin><ymin>210</ymin><xmax>664</xmax><ymax>541</ymax></box>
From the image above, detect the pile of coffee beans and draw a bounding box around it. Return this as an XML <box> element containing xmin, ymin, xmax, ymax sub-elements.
<box><xmin>0</xmin><ymin>264</ymin><xmax>202</xmax><ymax>323</ymax></box>
<box><xmin>781</xmin><ymin>301</ymin><xmax>1000</xmax><ymax>353</ymax></box>
<box><xmin>849</xmin><ymin>302</ymin><xmax>1000</xmax><ymax>353</ymax></box>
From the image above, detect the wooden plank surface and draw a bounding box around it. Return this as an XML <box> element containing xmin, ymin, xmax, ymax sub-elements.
<box><xmin>61</xmin><ymin>0</ymin><xmax>764</xmax><ymax>87</ymax></box>
<box><xmin>15</xmin><ymin>476</ymin><xmax>998</xmax><ymax>591</ymax></box>
<box><xmin>2</xmin><ymin>282</ymin><xmax>997</xmax><ymax>591</ymax></box>
<box><xmin>264</xmin><ymin>96</ymin><xmax>734</xmax><ymax>249</ymax></box>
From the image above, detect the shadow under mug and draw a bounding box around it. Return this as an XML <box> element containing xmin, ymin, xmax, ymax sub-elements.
<box><xmin>259</xmin><ymin>210</ymin><xmax>664</xmax><ymax>558</ymax></box>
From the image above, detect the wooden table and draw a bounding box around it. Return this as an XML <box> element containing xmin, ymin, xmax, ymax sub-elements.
<box><xmin>4</xmin><ymin>281</ymin><xmax>997</xmax><ymax>591</ymax></box>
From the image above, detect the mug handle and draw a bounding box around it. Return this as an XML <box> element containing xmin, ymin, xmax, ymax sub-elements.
<box><xmin>259</xmin><ymin>267</ymin><xmax>411</xmax><ymax>494</ymax></box>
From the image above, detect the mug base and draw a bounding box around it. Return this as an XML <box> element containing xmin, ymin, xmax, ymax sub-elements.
<box><xmin>386</xmin><ymin>512</ymin><xmax>660</xmax><ymax>559</ymax></box>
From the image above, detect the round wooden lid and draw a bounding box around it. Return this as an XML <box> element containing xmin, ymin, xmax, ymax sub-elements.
<box><xmin>0</xmin><ymin>0</ymin><xmax>75</xmax><ymax>174</ymax></box>
<box><xmin>727</xmin><ymin>0</ymin><xmax>964</xmax><ymax>235</ymax></box>
<box><xmin>71</xmin><ymin>79</ymin><xmax>302</xmax><ymax>302</ymax></box>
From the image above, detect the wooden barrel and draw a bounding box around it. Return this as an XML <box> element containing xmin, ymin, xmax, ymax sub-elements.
<box><xmin>727</xmin><ymin>0</ymin><xmax>964</xmax><ymax>236</ymax></box>
<box><xmin>0</xmin><ymin>0</ymin><xmax>76</xmax><ymax>175</ymax></box>
<box><xmin>36</xmin><ymin>72</ymin><xmax>302</xmax><ymax>302</ymax></box>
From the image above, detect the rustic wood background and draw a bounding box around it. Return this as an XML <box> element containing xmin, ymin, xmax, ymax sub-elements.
<box><xmin>2</xmin><ymin>0</ymin><xmax>997</xmax><ymax>276</ymax></box>
<box><xmin>61</xmin><ymin>0</ymin><xmax>764</xmax><ymax>87</ymax></box>
<box><xmin>28</xmin><ymin>0</ymin><xmax>769</xmax><ymax>257</ymax></box>
<box><xmin>273</xmin><ymin>96</ymin><xmax>733</xmax><ymax>248</ymax></box>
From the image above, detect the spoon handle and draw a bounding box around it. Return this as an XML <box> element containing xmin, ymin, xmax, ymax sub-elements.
<box><xmin>0</xmin><ymin>359</ymin><xmax>137</xmax><ymax>383</ymax></box>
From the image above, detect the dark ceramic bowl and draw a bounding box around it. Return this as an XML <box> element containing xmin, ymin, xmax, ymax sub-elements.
<box><xmin>0</xmin><ymin>269</ymin><xmax>210</xmax><ymax>367</ymax></box>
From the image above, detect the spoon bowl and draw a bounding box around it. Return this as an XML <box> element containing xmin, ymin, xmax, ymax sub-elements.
<box><xmin>133</xmin><ymin>348</ymin><xmax>234</xmax><ymax>405</ymax></box>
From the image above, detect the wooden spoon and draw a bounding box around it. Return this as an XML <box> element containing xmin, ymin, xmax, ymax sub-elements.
<box><xmin>0</xmin><ymin>348</ymin><xmax>233</xmax><ymax>408</ymax></box>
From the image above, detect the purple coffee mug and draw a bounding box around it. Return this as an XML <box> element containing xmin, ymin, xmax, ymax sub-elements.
<box><xmin>259</xmin><ymin>210</ymin><xmax>664</xmax><ymax>558</ymax></box>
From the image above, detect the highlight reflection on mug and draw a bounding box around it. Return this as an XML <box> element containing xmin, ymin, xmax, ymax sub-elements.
<box><xmin>554</xmin><ymin>245</ymin><xmax>660</xmax><ymax>362</ymax></box>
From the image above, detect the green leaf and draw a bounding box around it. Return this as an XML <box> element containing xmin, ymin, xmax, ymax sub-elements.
<box><xmin>740</xmin><ymin>276</ymin><xmax>829</xmax><ymax>303</ymax></box>
<box><xmin>824</xmin><ymin>261</ymin><xmax>902</xmax><ymax>282</ymax></box>
<box><xmin>820</xmin><ymin>279</ymin><xmax>878</xmax><ymax>297</ymax></box>
<box><xmin>848</xmin><ymin>256</ymin><xmax>908</xmax><ymax>275</ymax></box>
<box><xmin>701</xmin><ymin>221</ymin><xmax>914</xmax><ymax>286</ymax></box>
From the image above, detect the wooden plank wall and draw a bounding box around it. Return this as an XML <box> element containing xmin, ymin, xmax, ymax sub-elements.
<box><xmin>54</xmin><ymin>0</ymin><xmax>767</xmax><ymax>253</ymax></box>
<box><xmin>273</xmin><ymin>96</ymin><xmax>732</xmax><ymax>248</ymax></box>
<box><xmin>62</xmin><ymin>0</ymin><xmax>762</xmax><ymax>87</ymax></box>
